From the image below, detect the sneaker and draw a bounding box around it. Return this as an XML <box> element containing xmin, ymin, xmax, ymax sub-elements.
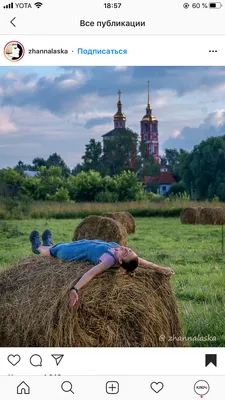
<box><xmin>42</xmin><ymin>229</ymin><xmax>53</xmax><ymax>246</ymax></box>
<box><xmin>30</xmin><ymin>230</ymin><xmax>41</xmax><ymax>254</ymax></box>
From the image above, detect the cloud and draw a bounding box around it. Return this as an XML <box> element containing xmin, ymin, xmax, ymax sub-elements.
<box><xmin>84</xmin><ymin>117</ymin><xmax>112</xmax><ymax>129</ymax></box>
<box><xmin>0</xmin><ymin>111</ymin><xmax>18</xmax><ymax>134</ymax></box>
<box><xmin>0</xmin><ymin>68</ymin><xmax>89</xmax><ymax>114</ymax></box>
<box><xmin>163</xmin><ymin>109</ymin><xmax>225</xmax><ymax>150</ymax></box>
<box><xmin>1</xmin><ymin>66</ymin><xmax>225</xmax><ymax>168</ymax></box>
<box><xmin>171</xmin><ymin>129</ymin><xmax>181</xmax><ymax>138</ymax></box>
<box><xmin>4</xmin><ymin>71</ymin><xmax>17</xmax><ymax>80</ymax></box>
<box><xmin>1</xmin><ymin>66</ymin><xmax>225</xmax><ymax>116</ymax></box>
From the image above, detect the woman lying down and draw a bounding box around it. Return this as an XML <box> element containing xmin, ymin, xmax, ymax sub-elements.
<box><xmin>30</xmin><ymin>229</ymin><xmax>174</xmax><ymax>307</ymax></box>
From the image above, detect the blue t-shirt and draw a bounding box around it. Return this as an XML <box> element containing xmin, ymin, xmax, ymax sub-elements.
<box><xmin>50</xmin><ymin>239</ymin><xmax>119</xmax><ymax>266</ymax></box>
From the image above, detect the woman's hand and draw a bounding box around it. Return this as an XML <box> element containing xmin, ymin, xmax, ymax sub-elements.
<box><xmin>69</xmin><ymin>289</ymin><xmax>79</xmax><ymax>307</ymax></box>
<box><xmin>138</xmin><ymin>257</ymin><xmax>174</xmax><ymax>277</ymax></box>
<box><xmin>68</xmin><ymin>263</ymin><xmax>108</xmax><ymax>308</ymax></box>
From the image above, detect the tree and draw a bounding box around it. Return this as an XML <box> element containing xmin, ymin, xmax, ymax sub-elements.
<box><xmin>163</xmin><ymin>148</ymin><xmax>181</xmax><ymax>174</ymax></box>
<box><xmin>114</xmin><ymin>170</ymin><xmax>145</xmax><ymax>201</ymax></box>
<box><xmin>0</xmin><ymin>168</ymin><xmax>24</xmax><ymax>198</ymax></box>
<box><xmin>67</xmin><ymin>170</ymin><xmax>104</xmax><ymax>202</ymax></box>
<box><xmin>168</xmin><ymin>181</ymin><xmax>186</xmax><ymax>196</ymax></box>
<box><xmin>82</xmin><ymin>139</ymin><xmax>103</xmax><ymax>173</ymax></box>
<box><xmin>35</xmin><ymin>166</ymin><xmax>64</xmax><ymax>200</ymax></box>
<box><xmin>0</xmin><ymin>168</ymin><xmax>24</xmax><ymax>185</ymax></box>
<box><xmin>179</xmin><ymin>136</ymin><xmax>225</xmax><ymax>200</ymax></box>
<box><xmin>72</xmin><ymin>163</ymin><xmax>83</xmax><ymax>175</ymax></box>
<box><xmin>142</xmin><ymin>154</ymin><xmax>160</xmax><ymax>178</ymax></box>
<box><xmin>46</xmin><ymin>187</ymin><xmax>71</xmax><ymax>202</ymax></box>
<box><xmin>160</xmin><ymin>156</ymin><xmax>167</xmax><ymax>165</ymax></box>
<box><xmin>14</xmin><ymin>160</ymin><xmax>34</xmax><ymax>172</ymax></box>
<box><xmin>46</xmin><ymin>153</ymin><xmax>70</xmax><ymax>176</ymax></box>
<box><xmin>103</xmin><ymin>128</ymin><xmax>138</xmax><ymax>176</ymax></box>
<box><xmin>33</xmin><ymin>157</ymin><xmax>47</xmax><ymax>169</ymax></box>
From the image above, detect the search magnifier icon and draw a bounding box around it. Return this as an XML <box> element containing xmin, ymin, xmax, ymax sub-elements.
<box><xmin>61</xmin><ymin>381</ymin><xmax>74</xmax><ymax>394</ymax></box>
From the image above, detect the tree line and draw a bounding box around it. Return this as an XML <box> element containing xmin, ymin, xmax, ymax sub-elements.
<box><xmin>1</xmin><ymin>131</ymin><xmax>225</xmax><ymax>202</ymax></box>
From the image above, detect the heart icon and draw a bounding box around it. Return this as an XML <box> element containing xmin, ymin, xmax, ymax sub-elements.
<box><xmin>150</xmin><ymin>382</ymin><xmax>164</xmax><ymax>393</ymax></box>
<box><xmin>7</xmin><ymin>354</ymin><xmax>21</xmax><ymax>366</ymax></box>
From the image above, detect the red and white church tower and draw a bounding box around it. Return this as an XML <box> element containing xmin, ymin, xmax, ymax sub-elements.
<box><xmin>140</xmin><ymin>81</ymin><xmax>160</xmax><ymax>163</ymax></box>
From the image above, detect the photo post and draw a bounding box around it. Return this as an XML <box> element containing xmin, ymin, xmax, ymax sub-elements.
<box><xmin>0</xmin><ymin>0</ymin><xmax>224</xmax><ymax>398</ymax></box>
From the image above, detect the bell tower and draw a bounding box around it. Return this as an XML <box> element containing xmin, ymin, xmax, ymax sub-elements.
<box><xmin>140</xmin><ymin>81</ymin><xmax>160</xmax><ymax>162</ymax></box>
<box><xmin>114</xmin><ymin>90</ymin><xmax>126</xmax><ymax>129</ymax></box>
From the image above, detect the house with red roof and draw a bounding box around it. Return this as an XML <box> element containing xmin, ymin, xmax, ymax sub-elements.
<box><xmin>144</xmin><ymin>165</ymin><xmax>176</xmax><ymax>195</ymax></box>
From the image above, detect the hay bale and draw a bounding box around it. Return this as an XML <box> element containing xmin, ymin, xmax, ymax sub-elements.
<box><xmin>213</xmin><ymin>207</ymin><xmax>225</xmax><ymax>225</ymax></box>
<box><xmin>0</xmin><ymin>257</ymin><xmax>183</xmax><ymax>347</ymax></box>
<box><xmin>180</xmin><ymin>207</ymin><xmax>199</xmax><ymax>224</ymax></box>
<box><xmin>72</xmin><ymin>215</ymin><xmax>127</xmax><ymax>246</ymax></box>
<box><xmin>199</xmin><ymin>207</ymin><xmax>222</xmax><ymax>225</ymax></box>
<box><xmin>101</xmin><ymin>211</ymin><xmax>136</xmax><ymax>234</ymax></box>
<box><xmin>196</xmin><ymin>207</ymin><xmax>203</xmax><ymax>223</ymax></box>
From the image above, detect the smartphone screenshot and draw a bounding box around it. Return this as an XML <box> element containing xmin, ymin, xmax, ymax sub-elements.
<box><xmin>0</xmin><ymin>0</ymin><xmax>225</xmax><ymax>398</ymax></box>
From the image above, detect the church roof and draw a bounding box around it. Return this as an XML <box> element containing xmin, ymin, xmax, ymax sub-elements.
<box><xmin>142</xmin><ymin>113</ymin><xmax>157</xmax><ymax>122</ymax></box>
<box><xmin>142</xmin><ymin>105</ymin><xmax>157</xmax><ymax>121</ymax></box>
<box><xmin>142</xmin><ymin>82</ymin><xmax>157</xmax><ymax>121</ymax></box>
<box><xmin>114</xmin><ymin>100</ymin><xmax>126</xmax><ymax>121</ymax></box>
<box><xmin>144</xmin><ymin>172</ymin><xmax>176</xmax><ymax>185</ymax></box>
<box><xmin>102</xmin><ymin>128</ymin><xmax>131</xmax><ymax>138</ymax></box>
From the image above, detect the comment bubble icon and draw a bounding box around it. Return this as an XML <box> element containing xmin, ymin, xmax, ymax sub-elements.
<box><xmin>30</xmin><ymin>354</ymin><xmax>42</xmax><ymax>367</ymax></box>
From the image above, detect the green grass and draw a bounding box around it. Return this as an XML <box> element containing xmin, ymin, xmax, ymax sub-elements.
<box><xmin>0</xmin><ymin>217</ymin><xmax>224</xmax><ymax>347</ymax></box>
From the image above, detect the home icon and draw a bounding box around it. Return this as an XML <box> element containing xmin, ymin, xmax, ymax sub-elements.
<box><xmin>17</xmin><ymin>381</ymin><xmax>30</xmax><ymax>395</ymax></box>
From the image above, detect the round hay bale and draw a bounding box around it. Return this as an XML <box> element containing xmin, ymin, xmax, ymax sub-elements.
<box><xmin>72</xmin><ymin>215</ymin><xmax>127</xmax><ymax>246</ymax></box>
<box><xmin>101</xmin><ymin>211</ymin><xmax>136</xmax><ymax>234</ymax></box>
<box><xmin>0</xmin><ymin>257</ymin><xmax>183</xmax><ymax>347</ymax></box>
<box><xmin>180</xmin><ymin>207</ymin><xmax>199</xmax><ymax>224</ymax></box>
<box><xmin>196</xmin><ymin>207</ymin><xmax>203</xmax><ymax>223</ymax></box>
<box><xmin>213</xmin><ymin>207</ymin><xmax>225</xmax><ymax>225</ymax></box>
<box><xmin>199</xmin><ymin>208</ymin><xmax>221</xmax><ymax>225</ymax></box>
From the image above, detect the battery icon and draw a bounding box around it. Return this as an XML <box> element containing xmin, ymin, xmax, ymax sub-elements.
<box><xmin>209</xmin><ymin>2</ymin><xmax>222</xmax><ymax>7</ymax></box>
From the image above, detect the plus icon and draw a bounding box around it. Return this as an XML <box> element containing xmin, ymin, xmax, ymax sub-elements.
<box><xmin>106</xmin><ymin>381</ymin><xmax>119</xmax><ymax>394</ymax></box>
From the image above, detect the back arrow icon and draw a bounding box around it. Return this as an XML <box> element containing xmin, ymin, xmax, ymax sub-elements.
<box><xmin>10</xmin><ymin>17</ymin><xmax>16</xmax><ymax>27</ymax></box>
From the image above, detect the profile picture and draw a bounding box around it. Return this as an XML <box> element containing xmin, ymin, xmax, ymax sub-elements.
<box><xmin>4</xmin><ymin>41</ymin><xmax>25</xmax><ymax>62</ymax></box>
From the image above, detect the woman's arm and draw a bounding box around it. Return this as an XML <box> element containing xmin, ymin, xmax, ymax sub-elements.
<box><xmin>69</xmin><ymin>262</ymin><xmax>108</xmax><ymax>307</ymax></box>
<box><xmin>138</xmin><ymin>257</ymin><xmax>174</xmax><ymax>276</ymax></box>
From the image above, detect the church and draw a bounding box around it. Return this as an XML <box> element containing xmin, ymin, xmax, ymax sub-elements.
<box><xmin>102</xmin><ymin>82</ymin><xmax>176</xmax><ymax>194</ymax></box>
<box><xmin>102</xmin><ymin>82</ymin><xmax>160</xmax><ymax>162</ymax></box>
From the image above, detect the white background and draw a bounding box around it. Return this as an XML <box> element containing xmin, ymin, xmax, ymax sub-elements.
<box><xmin>0</xmin><ymin>375</ymin><xmax>224</xmax><ymax>399</ymax></box>
<box><xmin>0</xmin><ymin>348</ymin><xmax>224</xmax><ymax>375</ymax></box>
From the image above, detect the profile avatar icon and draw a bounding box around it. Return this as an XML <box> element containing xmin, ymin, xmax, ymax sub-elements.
<box><xmin>4</xmin><ymin>41</ymin><xmax>25</xmax><ymax>62</ymax></box>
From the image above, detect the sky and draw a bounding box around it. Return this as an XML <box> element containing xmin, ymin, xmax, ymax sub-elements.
<box><xmin>0</xmin><ymin>66</ymin><xmax>225</xmax><ymax>169</ymax></box>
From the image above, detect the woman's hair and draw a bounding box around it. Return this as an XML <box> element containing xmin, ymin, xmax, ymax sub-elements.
<box><xmin>6</xmin><ymin>43</ymin><xmax>22</xmax><ymax>58</ymax></box>
<box><xmin>121</xmin><ymin>255</ymin><xmax>139</xmax><ymax>273</ymax></box>
<box><xmin>6</xmin><ymin>43</ymin><xmax>17</xmax><ymax>54</ymax></box>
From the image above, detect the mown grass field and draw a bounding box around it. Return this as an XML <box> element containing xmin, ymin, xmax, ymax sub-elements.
<box><xmin>0</xmin><ymin>217</ymin><xmax>224</xmax><ymax>347</ymax></box>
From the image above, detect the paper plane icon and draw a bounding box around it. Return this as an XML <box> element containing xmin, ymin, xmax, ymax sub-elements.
<box><xmin>51</xmin><ymin>354</ymin><xmax>64</xmax><ymax>366</ymax></box>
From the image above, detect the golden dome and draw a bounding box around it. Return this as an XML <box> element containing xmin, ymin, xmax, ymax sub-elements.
<box><xmin>114</xmin><ymin>95</ymin><xmax>126</xmax><ymax>121</ymax></box>
<box><xmin>142</xmin><ymin>105</ymin><xmax>157</xmax><ymax>121</ymax></box>
<box><xmin>142</xmin><ymin>114</ymin><xmax>157</xmax><ymax>121</ymax></box>
<box><xmin>114</xmin><ymin>112</ymin><xmax>126</xmax><ymax>121</ymax></box>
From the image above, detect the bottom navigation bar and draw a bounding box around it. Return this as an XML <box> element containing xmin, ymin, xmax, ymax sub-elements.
<box><xmin>0</xmin><ymin>376</ymin><xmax>223</xmax><ymax>399</ymax></box>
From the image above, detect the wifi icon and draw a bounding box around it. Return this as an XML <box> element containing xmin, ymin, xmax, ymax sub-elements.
<box><xmin>34</xmin><ymin>2</ymin><xmax>42</xmax><ymax>8</ymax></box>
